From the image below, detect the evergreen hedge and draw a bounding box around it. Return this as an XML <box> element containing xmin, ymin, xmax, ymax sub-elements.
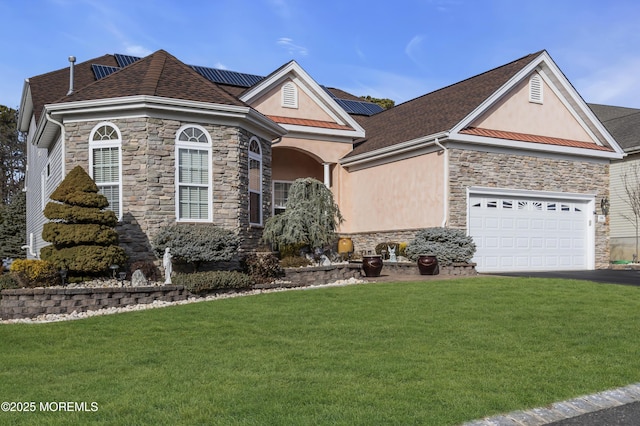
<box><xmin>405</xmin><ymin>227</ymin><xmax>477</xmax><ymax>265</ymax></box>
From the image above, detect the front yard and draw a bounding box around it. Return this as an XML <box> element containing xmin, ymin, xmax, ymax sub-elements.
<box><xmin>1</xmin><ymin>277</ymin><xmax>640</xmax><ymax>425</ymax></box>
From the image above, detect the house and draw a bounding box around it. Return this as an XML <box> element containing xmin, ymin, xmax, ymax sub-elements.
<box><xmin>589</xmin><ymin>104</ymin><xmax>640</xmax><ymax>261</ymax></box>
<box><xmin>18</xmin><ymin>49</ymin><xmax>624</xmax><ymax>273</ymax></box>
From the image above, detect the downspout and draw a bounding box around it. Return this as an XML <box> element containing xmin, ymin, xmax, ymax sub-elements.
<box><xmin>434</xmin><ymin>137</ymin><xmax>448</xmax><ymax>227</ymax></box>
<box><xmin>21</xmin><ymin>233</ymin><xmax>36</xmax><ymax>257</ymax></box>
<box><xmin>45</xmin><ymin>113</ymin><xmax>65</xmax><ymax>177</ymax></box>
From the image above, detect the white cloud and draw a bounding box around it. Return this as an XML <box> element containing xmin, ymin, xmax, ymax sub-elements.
<box><xmin>405</xmin><ymin>35</ymin><xmax>426</xmax><ymax>65</ymax></box>
<box><xmin>576</xmin><ymin>57</ymin><xmax>640</xmax><ymax>108</ymax></box>
<box><xmin>277</xmin><ymin>38</ymin><xmax>309</xmax><ymax>56</ymax></box>
<box><xmin>124</xmin><ymin>44</ymin><xmax>153</xmax><ymax>57</ymax></box>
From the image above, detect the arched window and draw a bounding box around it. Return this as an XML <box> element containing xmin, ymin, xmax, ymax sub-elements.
<box><xmin>529</xmin><ymin>73</ymin><xmax>543</xmax><ymax>104</ymax></box>
<box><xmin>248</xmin><ymin>137</ymin><xmax>262</xmax><ymax>225</ymax></box>
<box><xmin>89</xmin><ymin>123</ymin><xmax>122</xmax><ymax>220</ymax></box>
<box><xmin>175</xmin><ymin>125</ymin><xmax>212</xmax><ymax>221</ymax></box>
<box><xmin>282</xmin><ymin>81</ymin><xmax>298</xmax><ymax>108</ymax></box>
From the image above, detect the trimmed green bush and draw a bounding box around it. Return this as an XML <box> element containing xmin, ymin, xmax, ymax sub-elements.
<box><xmin>0</xmin><ymin>273</ymin><xmax>19</xmax><ymax>290</ymax></box>
<box><xmin>280</xmin><ymin>256</ymin><xmax>313</xmax><ymax>268</ymax></box>
<box><xmin>40</xmin><ymin>166</ymin><xmax>126</xmax><ymax>277</ymax></box>
<box><xmin>243</xmin><ymin>252</ymin><xmax>284</xmax><ymax>284</ymax></box>
<box><xmin>405</xmin><ymin>227</ymin><xmax>476</xmax><ymax>265</ymax></box>
<box><xmin>152</xmin><ymin>224</ymin><xmax>240</xmax><ymax>272</ymax></box>
<box><xmin>9</xmin><ymin>259</ymin><xmax>60</xmax><ymax>288</ymax></box>
<box><xmin>129</xmin><ymin>260</ymin><xmax>161</xmax><ymax>282</ymax></box>
<box><xmin>174</xmin><ymin>271</ymin><xmax>253</xmax><ymax>294</ymax></box>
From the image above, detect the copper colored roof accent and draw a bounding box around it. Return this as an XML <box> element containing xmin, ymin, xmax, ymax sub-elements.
<box><xmin>345</xmin><ymin>51</ymin><xmax>545</xmax><ymax>158</ymax></box>
<box><xmin>460</xmin><ymin>127</ymin><xmax>614</xmax><ymax>152</ymax></box>
<box><xmin>267</xmin><ymin>115</ymin><xmax>353</xmax><ymax>130</ymax></box>
<box><xmin>63</xmin><ymin>50</ymin><xmax>245</xmax><ymax>107</ymax></box>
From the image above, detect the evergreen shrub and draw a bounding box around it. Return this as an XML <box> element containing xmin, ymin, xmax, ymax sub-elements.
<box><xmin>280</xmin><ymin>256</ymin><xmax>313</xmax><ymax>268</ymax></box>
<box><xmin>0</xmin><ymin>273</ymin><xmax>19</xmax><ymax>290</ymax></box>
<box><xmin>405</xmin><ymin>227</ymin><xmax>477</xmax><ymax>265</ymax></box>
<box><xmin>152</xmin><ymin>224</ymin><xmax>240</xmax><ymax>272</ymax></box>
<box><xmin>129</xmin><ymin>261</ymin><xmax>161</xmax><ymax>282</ymax></box>
<box><xmin>174</xmin><ymin>271</ymin><xmax>253</xmax><ymax>294</ymax></box>
<box><xmin>9</xmin><ymin>259</ymin><xmax>60</xmax><ymax>288</ymax></box>
<box><xmin>243</xmin><ymin>252</ymin><xmax>284</xmax><ymax>284</ymax></box>
<box><xmin>40</xmin><ymin>166</ymin><xmax>127</xmax><ymax>277</ymax></box>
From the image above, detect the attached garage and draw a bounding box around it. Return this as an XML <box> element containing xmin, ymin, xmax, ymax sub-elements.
<box><xmin>468</xmin><ymin>188</ymin><xmax>595</xmax><ymax>273</ymax></box>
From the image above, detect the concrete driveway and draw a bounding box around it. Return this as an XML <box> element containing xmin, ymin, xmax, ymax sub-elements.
<box><xmin>488</xmin><ymin>269</ymin><xmax>640</xmax><ymax>286</ymax></box>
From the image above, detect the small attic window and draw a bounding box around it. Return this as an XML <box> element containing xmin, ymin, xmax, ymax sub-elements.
<box><xmin>282</xmin><ymin>81</ymin><xmax>298</xmax><ymax>109</ymax></box>
<box><xmin>529</xmin><ymin>74</ymin><xmax>543</xmax><ymax>104</ymax></box>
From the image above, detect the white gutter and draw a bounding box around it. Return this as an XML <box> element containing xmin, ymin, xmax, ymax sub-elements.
<box><xmin>434</xmin><ymin>137</ymin><xmax>448</xmax><ymax>227</ymax></box>
<box><xmin>45</xmin><ymin>112</ymin><xmax>66</xmax><ymax>177</ymax></box>
<box><xmin>341</xmin><ymin>131</ymin><xmax>450</xmax><ymax>168</ymax></box>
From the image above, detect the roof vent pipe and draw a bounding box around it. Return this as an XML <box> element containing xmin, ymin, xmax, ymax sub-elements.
<box><xmin>67</xmin><ymin>56</ymin><xmax>76</xmax><ymax>95</ymax></box>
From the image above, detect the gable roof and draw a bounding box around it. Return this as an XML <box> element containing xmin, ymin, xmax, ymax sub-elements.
<box><xmin>589</xmin><ymin>103</ymin><xmax>640</xmax><ymax>153</ymax></box>
<box><xmin>346</xmin><ymin>51</ymin><xmax>544</xmax><ymax>157</ymax></box>
<box><xmin>63</xmin><ymin>50</ymin><xmax>244</xmax><ymax>107</ymax></box>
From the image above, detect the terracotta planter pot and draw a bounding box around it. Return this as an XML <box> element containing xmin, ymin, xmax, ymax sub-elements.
<box><xmin>362</xmin><ymin>255</ymin><xmax>383</xmax><ymax>277</ymax></box>
<box><xmin>417</xmin><ymin>255</ymin><xmax>439</xmax><ymax>275</ymax></box>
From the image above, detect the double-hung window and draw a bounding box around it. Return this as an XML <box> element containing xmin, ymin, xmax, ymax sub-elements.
<box><xmin>89</xmin><ymin>123</ymin><xmax>122</xmax><ymax>220</ymax></box>
<box><xmin>176</xmin><ymin>125</ymin><xmax>212</xmax><ymax>221</ymax></box>
<box><xmin>248</xmin><ymin>138</ymin><xmax>263</xmax><ymax>225</ymax></box>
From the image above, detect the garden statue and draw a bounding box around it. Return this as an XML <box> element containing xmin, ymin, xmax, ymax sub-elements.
<box><xmin>388</xmin><ymin>245</ymin><xmax>397</xmax><ymax>262</ymax></box>
<box><xmin>163</xmin><ymin>247</ymin><xmax>172</xmax><ymax>284</ymax></box>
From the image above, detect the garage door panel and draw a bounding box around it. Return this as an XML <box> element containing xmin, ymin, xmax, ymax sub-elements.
<box><xmin>470</xmin><ymin>194</ymin><xmax>589</xmax><ymax>272</ymax></box>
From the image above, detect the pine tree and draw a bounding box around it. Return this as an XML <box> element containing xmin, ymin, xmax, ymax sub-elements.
<box><xmin>0</xmin><ymin>191</ymin><xmax>26</xmax><ymax>259</ymax></box>
<box><xmin>40</xmin><ymin>166</ymin><xmax>127</xmax><ymax>277</ymax></box>
<box><xmin>262</xmin><ymin>177</ymin><xmax>343</xmax><ymax>250</ymax></box>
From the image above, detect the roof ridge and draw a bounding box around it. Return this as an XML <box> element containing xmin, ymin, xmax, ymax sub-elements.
<box><xmin>140</xmin><ymin>52</ymin><xmax>167</xmax><ymax>95</ymax></box>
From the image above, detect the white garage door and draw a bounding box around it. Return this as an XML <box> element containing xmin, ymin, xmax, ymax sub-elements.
<box><xmin>469</xmin><ymin>193</ymin><xmax>591</xmax><ymax>272</ymax></box>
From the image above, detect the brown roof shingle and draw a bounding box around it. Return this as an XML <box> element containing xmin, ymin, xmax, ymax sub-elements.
<box><xmin>345</xmin><ymin>51</ymin><xmax>544</xmax><ymax>158</ymax></box>
<box><xmin>29</xmin><ymin>54</ymin><xmax>119</xmax><ymax>122</ymax></box>
<box><xmin>63</xmin><ymin>50</ymin><xmax>245</xmax><ymax>107</ymax></box>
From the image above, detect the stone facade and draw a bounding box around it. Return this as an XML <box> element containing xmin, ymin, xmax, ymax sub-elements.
<box><xmin>64</xmin><ymin>117</ymin><xmax>272</xmax><ymax>267</ymax></box>
<box><xmin>448</xmin><ymin>149</ymin><xmax>610</xmax><ymax>268</ymax></box>
<box><xmin>341</xmin><ymin>148</ymin><xmax>610</xmax><ymax>269</ymax></box>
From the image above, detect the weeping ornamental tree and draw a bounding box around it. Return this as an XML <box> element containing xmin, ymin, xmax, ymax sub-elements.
<box><xmin>40</xmin><ymin>166</ymin><xmax>127</xmax><ymax>277</ymax></box>
<box><xmin>262</xmin><ymin>177</ymin><xmax>343</xmax><ymax>251</ymax></box>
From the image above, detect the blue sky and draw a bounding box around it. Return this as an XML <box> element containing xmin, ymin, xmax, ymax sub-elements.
<box><xmin>2</xmin><ymin>0</ymin><xmax>640</xmax><ymax>110</ymax></box>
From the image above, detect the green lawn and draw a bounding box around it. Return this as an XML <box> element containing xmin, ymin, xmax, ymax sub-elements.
<box><xmin>1</xmin><ymin>277</ymin><xmax>640</xmax><ymax>425</ymax></box>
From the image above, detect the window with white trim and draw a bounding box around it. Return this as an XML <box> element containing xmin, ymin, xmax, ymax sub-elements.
<box><xmin>282</xmin><ymin>81</ymin><xmax>298</xmax><ymax>108</ymax></box>
<box><xmin>529</xmin><ymin>74</ymin><xmax>543</xmax><ymax>104</ymax></box>
<box><xmin>249</xmin><ymin>138</ymin><xmax>263</xmax><ymax>225</ymax></box>
<box><xmin>176</xmin><ymin>125</ymin><xmax>212</xmax><ymax>221</ymax></box>
<box><xmin>89</xmin><ymin>123</ymin><xmax>122</xmax><ymax>220</ymax></box>
<box><xmin>273</xmin><ymin>181</ymin><xmax>293</xmax><ymax>215</ymax></box>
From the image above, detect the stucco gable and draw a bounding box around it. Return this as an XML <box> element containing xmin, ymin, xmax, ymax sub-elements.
<box><xmin>240</xmin><ymin>61</ymin><xmax>365</xmax><ymax>139</ymax></box>
<box><xmin>469</xmin><ymin>72</ymin><xmax>595</xmax><ymax>144</ymax></box>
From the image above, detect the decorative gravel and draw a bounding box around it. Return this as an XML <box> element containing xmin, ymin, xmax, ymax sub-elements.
<box><xmin>1</xmin><ymin>277</ymin><xmax>366</xmax><ymax>324</ymax></box>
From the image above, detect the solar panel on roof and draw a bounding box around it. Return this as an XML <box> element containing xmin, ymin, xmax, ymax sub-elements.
<box><xmin>321</xmin><ymin>86</ymin><xmax>338</xmax><ymax>98</ymax></box>
<box><xmin>190</xmin><ymin>65</ymin><xmax>264</xmax><ymax>87</ymax></box>
<box><xmin>92</xmin><ymin>64</ymin><xmax>120</xmax><ymax>80</ymax></box>
<box><xmin>335</xmin><ymin>98</ymin><xmax>384</xmax><ymax>116</ymax></box>
<box><xmin>114</xmin><ymin>54</ymin><xmax>142</xmax><ymax>67</ymax></box>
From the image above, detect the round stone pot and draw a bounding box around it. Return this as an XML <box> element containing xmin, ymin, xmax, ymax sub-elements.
<box><xmin>362</xmin><ymin>255</ymin><xmax>383</xmax><ymax>277</ymax></box>
<box><xmin>417</xmin><ymin>254</ymin><xmax>439</xmax><ymax>275</ymax></box>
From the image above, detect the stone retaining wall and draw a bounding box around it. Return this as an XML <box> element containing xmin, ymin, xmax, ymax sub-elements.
<box><xmin>1</xmin><ymin>262</ymin><xmax>477</xmax><ymax>320</ymax></box>
<box><xmin>0</xmin><ymin>286</ymin><xmax>190</xmax><ymax>320</ymax></box>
